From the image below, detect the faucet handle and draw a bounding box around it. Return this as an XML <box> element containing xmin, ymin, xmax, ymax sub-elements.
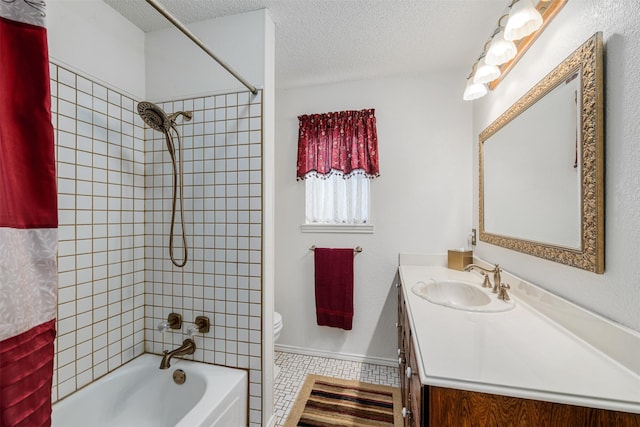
<box><xmin>157</xmin><ymin>320</ymin><xmax>170</xmax><ymax>333</ymax></box>
<box><xmin>480</xmin><ymin>272</ymin><xmax>492</xmax><ymax>288</ymax></box>
<box><xmin>158</xmin><ymin>313</ymin><xmax>183</xmax><ymax>332</ymax></box>
<box><xmin>186</xmin><ymin>324</ymin><xmax>199</xmax><ymax>337</ymax></box>
<box><xmin>194</xmin><ymin>316</ymin><xmax>210</xmax><ymax>333</ymax></box>
<box><xmin>498</xmin><ymin>282</ymin><xmax>511</xmax><ymax>301</ymax></box>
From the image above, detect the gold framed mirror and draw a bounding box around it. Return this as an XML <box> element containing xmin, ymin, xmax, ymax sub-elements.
<box><xmin>479</xmin><ymin>32</ymin><xmax>604</xmax><ymax>273</ymax></box>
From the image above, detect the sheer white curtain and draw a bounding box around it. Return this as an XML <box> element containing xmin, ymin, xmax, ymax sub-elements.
<box><xmin>305</xmin><ymin>172</ymin><xmax>369</xmax><ymax>224</ymax></box>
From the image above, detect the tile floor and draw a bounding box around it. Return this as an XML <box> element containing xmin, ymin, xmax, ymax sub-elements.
<box><xmin>273</xmin><ymin>351</ymin><xmax>400</xmax><ymax>426</ymax></box>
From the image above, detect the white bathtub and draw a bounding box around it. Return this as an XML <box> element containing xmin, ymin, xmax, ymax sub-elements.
<box><xmin>52</xmin><ymin>354</ymin><xmax>247</xmax><ymax>427</ymax></box>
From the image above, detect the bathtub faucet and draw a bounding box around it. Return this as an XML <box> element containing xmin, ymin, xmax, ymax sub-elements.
<box><xmin>159</xmin><ymin>338</ymin><xmax>196</xmax><ymax>369</ymax></box>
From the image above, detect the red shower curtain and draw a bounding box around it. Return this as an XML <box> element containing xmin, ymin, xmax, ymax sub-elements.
<box><xmin>0</xmin><ymin>2</ymin><xmax>58</xmax><ymax>426</ymax></box>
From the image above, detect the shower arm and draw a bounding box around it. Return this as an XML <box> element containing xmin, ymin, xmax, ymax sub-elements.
<box><xmin>167</xmin><ymin>111</ymin><xmax>192</xmax><ymax>122</ymax></box>
<box><xmin>144</xmin><ymin>0</ymin><xmax>258</xmax><ymax>95</ymax></box>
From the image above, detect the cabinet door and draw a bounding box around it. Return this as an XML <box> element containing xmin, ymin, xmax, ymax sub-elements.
<box><xmin>397</xmin><ymin>279</ymin><xmax>405</xmax><ymax>367</ymax></box>
<box><xmin>397</xmin><ymin>280</ymin><xmax>409</xmax><ymax>425</ymax></box>
<box><xmin>407</xmin><ymin>337</ymin><xmax>423</xmax><ymax>427</ymax></box>
<box><xmin>398</xmin><ymin>275</ymin><xmax>427</xmax><ymax>427</ymax></box>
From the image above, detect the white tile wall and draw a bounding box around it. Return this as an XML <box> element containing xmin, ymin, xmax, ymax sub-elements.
<box><xmin>51</xmin><ymin>63</ymin><xmax>146</xmax><ymax>402</ymax></box>
<box><xmin>144</xmin><ymin>90</ymin><xmax>264</xmax><ymax>426</ymax></box>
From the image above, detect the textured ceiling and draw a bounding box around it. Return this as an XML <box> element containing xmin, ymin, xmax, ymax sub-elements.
<box><xmin>102</xmin><ymin>0</ymin><xmax>508</xmax><ymax>89</ymax></box>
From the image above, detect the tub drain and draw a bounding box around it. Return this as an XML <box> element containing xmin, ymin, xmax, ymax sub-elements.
<box><xmin>173</xmin><ymin>369</ymin><xmax>186</xmax><ymax>385</ymax></box>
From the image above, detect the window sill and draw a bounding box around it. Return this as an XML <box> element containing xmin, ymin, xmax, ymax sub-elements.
<box><xmin>300</xmin><ymin>224</ymin><xmax>375</xmax><ymax>234</ymax></box>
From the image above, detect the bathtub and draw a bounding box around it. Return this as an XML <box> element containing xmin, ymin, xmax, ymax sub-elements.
<box><xmin>52</xmin><ymin>354</ymin><xmax>247</xmax><ymax>427</ymax></box>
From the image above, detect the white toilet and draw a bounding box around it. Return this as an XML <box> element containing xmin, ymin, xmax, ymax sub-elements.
<box><xmin>274</xmin><ymin>312</ymin><xmax>283</xmax><ymax>378</ymax></box>
<box><xmin>274</xmin><ymin>311</ymin><xmax>283</xmax><ymax>342</ymax></box>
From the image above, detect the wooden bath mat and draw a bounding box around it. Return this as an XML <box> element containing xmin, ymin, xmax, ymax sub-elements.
<box><xmin>284</xmin><ymin>374</ymin><xmax>402</xmax><ymax>427</ymax></box>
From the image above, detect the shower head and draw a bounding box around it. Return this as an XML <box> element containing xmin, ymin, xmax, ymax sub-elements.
<box><xmin>137</xmin><ymin>101</ymin><xmax>193</xmax><ymax>132</ymax></box>
<box><xmin>137</xmin><ymin>101</ymin><xmax>171</xmax><ymax>132</ymax></box>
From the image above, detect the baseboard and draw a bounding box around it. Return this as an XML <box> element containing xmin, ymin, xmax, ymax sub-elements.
<box><xmin>275</xmin><ymin>344</ymin><xmax>397</xmax><ymax>367</ymax></box>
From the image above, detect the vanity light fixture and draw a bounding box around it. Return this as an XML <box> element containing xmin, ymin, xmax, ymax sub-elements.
<box><xmin>462</xmin><ymin>0</ymin><xmax>567</xmax><ymax>100</ymax></box>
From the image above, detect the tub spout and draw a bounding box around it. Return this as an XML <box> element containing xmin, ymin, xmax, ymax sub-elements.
<box><xmin>160</xmin><ymin>338</ymin><xmax>196</xmax><ymax>369</ymax></box>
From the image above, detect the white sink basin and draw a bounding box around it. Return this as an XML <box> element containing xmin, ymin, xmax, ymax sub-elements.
<box><xmin>411</xmin><ymin>279</ymin><xmax>515</xmax><ymax>313</ymax></box>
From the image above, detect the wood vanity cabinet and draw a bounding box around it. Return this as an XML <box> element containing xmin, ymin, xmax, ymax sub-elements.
<box><xmin>396</xmin><ymin>278</ymin><xmax>640</xmax><ymax>427</ymax></box>
<box><xmin>397</xmin><ymin>279</ymin><xmax>427</xmax><ymax>427</ymax></box>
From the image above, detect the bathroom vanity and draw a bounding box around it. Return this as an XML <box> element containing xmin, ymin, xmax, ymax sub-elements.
<box><xmin>397</xmin><ymin>254</ymin><xmax>640</xmax><ymax>427</ymax></box>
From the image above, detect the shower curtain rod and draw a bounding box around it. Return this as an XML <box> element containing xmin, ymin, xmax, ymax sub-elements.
<box><xmin>145</xmin><ymin>0</ymin><xmax>258</xmax><ymax>95</ymax></box>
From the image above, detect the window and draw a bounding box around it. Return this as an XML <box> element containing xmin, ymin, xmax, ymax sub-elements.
<box><xmin>305</xmin><ymin>172</ymin><xmax>369</xmax><ymax>224</ymax></box>
<box><xmin>296</xmin><ymin>109</ymin><xmax>379</xmax><ymax>228</ymax></box>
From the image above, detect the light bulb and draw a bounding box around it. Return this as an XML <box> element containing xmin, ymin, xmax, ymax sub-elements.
<box><xmin>463</xmin><ymin>77</ymin><xmax>488</xmax><ymax>101</ymax></box>
<box><xmin>473</xmin><ymin>58</ymin><xmax>501</xmax><ymax>84</ymax></box>
<box><xmin>485</xmin><ymin>30</ymin><xmax>517</xmax><ymax>65</ymax></box>
<box><xmin>504</xmin><ymin>0</ymin><xmax>543</xmax><ymax>41</ymax></box>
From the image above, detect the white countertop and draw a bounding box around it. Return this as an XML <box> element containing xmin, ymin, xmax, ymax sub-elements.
<box><xmin>398</xmin><ymin>260</ymin><xmax>640</xmax><ymax>415</ymax></box>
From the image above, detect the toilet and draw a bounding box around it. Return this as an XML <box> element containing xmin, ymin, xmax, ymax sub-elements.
<box><xmin>274</xmin><ymin>311</ymin><xmax>283</xmax><ymax>342</ymax></box>
<box><xmin>274</xmin><ymin>312</ymin><xmax>283</xmax><ymax>378</ymax></box>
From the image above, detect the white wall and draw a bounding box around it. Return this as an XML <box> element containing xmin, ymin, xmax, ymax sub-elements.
<box><xmin>145</xmin><ymin>10</ymin><xmax>266</xmax><ymax>101</ymax></box>
<box><xmin>474</xmin><ymin>0</ymin><xmax>640</xmax><ymax>332</ymax></box>
<box><xmin>47</xmin><ymin>0</ymin><xmax>145</xmax><ymax>99</ymax></box>
<box><xmin>275</xmin><ymin>73</ymin><xmax>473</xmax><ymax>362</ymax></box>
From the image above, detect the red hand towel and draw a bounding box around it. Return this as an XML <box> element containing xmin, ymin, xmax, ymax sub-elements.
<box><xmin>314</xmin><ymin>248</ymin><xmax>354</xmax><ymax>330</ymax></box>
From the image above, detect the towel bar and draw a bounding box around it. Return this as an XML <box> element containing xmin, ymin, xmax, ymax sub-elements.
<box><xmin>309</xmin><ymin>245</ymin><xmax>362</xmax><ymax>253</ymax></box>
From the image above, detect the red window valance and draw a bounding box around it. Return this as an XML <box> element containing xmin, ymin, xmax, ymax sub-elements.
<box><xmin>296</xmin><ymin>108</ymin><xmax>380</xmax><ymax>180</ymax></box>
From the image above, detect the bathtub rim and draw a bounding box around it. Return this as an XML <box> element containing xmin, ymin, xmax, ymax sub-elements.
<box><xmin>52</xmin><ymin>353</ymin><xmax>249</xmax><ymax>427</ymax></box>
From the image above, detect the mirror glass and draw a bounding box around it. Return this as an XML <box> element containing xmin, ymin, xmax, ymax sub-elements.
<box><xmin>483</xmin><ymin>70</ymin><xmax>581</xmax><ymax>249</ymax></box>
<box><xmin>479</xmin><ymin>33</ymin><xmax>604</xmax><ymax>273</ymax></box>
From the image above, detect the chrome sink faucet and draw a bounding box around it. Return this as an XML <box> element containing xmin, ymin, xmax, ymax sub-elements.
<box><xmin>464</xmin><ymin>263</ymin><xmax>502</xmax><ymax>293</ymax></box>
<box><xmin>159</xmin><ymin>338</ymin><xmax>196</xmax><ymax>369</ymax></box>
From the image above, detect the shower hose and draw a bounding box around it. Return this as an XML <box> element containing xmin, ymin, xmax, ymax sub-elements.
<box><xmin>164</xmin><ymin>126</ymin><xmax>188</xmax><ymax>267</ymax></box>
